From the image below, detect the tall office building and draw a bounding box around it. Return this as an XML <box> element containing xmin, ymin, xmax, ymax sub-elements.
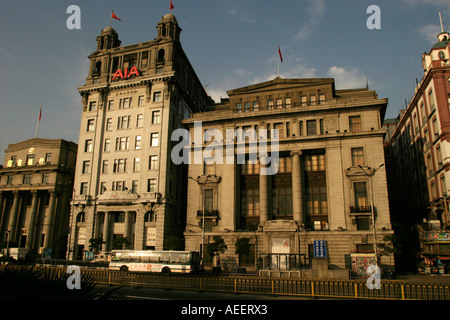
<box><xmin>68</xmin><ymin>13</ymin><xmax>211</xmax><ymax>259</ymax></box>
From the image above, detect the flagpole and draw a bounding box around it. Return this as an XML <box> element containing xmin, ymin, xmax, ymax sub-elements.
<box><xmin>110</xmin><ymin>11</ymin><xmax>113</xmax><ymax>27</ymax></box>
<box><xmin>277</xmin><ymin>46</ymin><xmax>280</xmax><ymax>77</ymax></box>
<box><xmin>35</xmin><ymin>103</ymin><xmax>43</xmax><ymax>138</ymax></box>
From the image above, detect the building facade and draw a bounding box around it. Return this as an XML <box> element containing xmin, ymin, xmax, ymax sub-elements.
<box><xmin>0</xmin><ymin>138</ymin><xmax>77</xmax><ymax>258</ymax></box>
<box><xmin>68</xmin><ymin>13</ymin><xmax>212</xmax><ymax>259</ymax></box>
<box><xmin>385</xmin><ymin>28</ymin><xmax>450</xmax><ymax>273</ymax></box>
<box><xmin>182</xmin><ymin>77</ymin><xmax>394</xmax><ymax>273</ymax></box>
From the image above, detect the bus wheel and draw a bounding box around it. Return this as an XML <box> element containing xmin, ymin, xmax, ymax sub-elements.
<box><xmin>162</xmin><ymin>267</ymin><xmax>171</xmax><ymax>275</ymax></box>
<box><xmin>120</xmin><ymin>265</ymin><xmax>129</xmax><ymax>272</ymax></box>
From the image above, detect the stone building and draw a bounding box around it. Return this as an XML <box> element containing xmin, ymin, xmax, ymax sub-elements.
<box><xmin>182</xmin><ymin>77</ymin><xmax>394</xmax><ymax>274</ymax></box>
<box><xmin>68</xmin><ymin>13</ymin><xmax>212</xmax><ymax>259</ymax></box>
<box><xmin>385</xmin><ymin>26</ymin><xmax>450</xmax><ymax>273</ymax></box>
<box><xmin>0</xmin><ymin>138</ymin><xmax>77</xmax><ymax>258</ymax></box>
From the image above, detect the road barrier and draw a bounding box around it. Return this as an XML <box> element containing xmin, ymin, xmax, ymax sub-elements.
<box><xmin>2</xmin><ymin>265</ymin><xmax>449</xmax><ymax>300</ymax></box>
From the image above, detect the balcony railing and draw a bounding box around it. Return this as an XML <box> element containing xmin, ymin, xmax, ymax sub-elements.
<box><xmin>350</xmin><ymin>206</ymin><xmax>373</xmax><ymax>213</ymax></box>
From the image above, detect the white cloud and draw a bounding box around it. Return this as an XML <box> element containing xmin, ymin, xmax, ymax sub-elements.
<box><xmin>294</xmin><ymin>0</ymin><xmax>325</xmax><ymax>41</ymax></box>
<box><xmin>222</xmin><ymin>0</ymin><xmax>255</xmax><ymax>23</ymax></box>
<box><xmin>233</xmin><ymin>68</ymin><xmax>253</xmax><ymax>77</ymax></box>
<box><xmin>418</xmin><ymin>24</ymin><xmax>450</xmax><ymax>44</ymax></box>
<box><xmin>327</xmin><ymin>66</ymin><xmax>368</xmax><ymax>89</ymax></box>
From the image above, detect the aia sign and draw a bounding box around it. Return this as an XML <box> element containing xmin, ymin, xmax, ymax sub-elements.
<box><xmin>112</xmin><ymin>66</ymin><xmax>140</xmax><ymax>81</ymax></box>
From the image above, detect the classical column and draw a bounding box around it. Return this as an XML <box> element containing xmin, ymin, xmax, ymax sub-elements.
<box><xmin>26</xmin><ymin>191</ymin><xmax>40</xmax><ymax>251</ymax></box>
<box><xmin>8</xmin><ymin>191</ymin><xmax>20</xmax><ymax>242</ymax></box>
<box><xmin>291</xmin><ymin>151</ymin><xmax>304</xmax><ymax>226</ymax></box>
<box><xmin>259</xmin><ymin>156</ymin><xmax>270</xmax><ymax>225</ymax></box>
<box><xmin>43</xmin><ymin>191</ymin><xmax>58</xmax><ymax>248</ymax></box>
<box><xmin>124</xmin><ymin>211</ymin><xmax>134</xmax><ymax>248</ymax></box>
<box><xmin>102</xmin><ymin>212</ymin><xmax>111</xmax><ymax>252</ymax></box>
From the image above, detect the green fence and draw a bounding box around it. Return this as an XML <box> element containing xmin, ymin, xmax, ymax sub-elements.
<box><xmin>2</xmin><ymin>265</ymin><xmax>449</xmax><ymax>300</ymax></box>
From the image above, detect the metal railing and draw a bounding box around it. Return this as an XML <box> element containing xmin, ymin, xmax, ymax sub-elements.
<box><xmin>3</xmin><ymin>265</ymin><xmax>448</xmax><ymax>300</ymax></box>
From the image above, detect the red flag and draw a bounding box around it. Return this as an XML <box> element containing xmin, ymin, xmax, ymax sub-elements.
<box><xmin>112</xmin><ymin>11</ymin><xmax>121</xmax><ymax>21</ymax></box>
<box><xmin>170</xmin><ymin>0</ymin><xmax>174</xmax><ymax>11</ymax></box>
<box><xmin>278</xmin><ymin>46</ymin><xmax>283</xmax><ymax>63</ymax></box>
<box><xmin>38</xmin><ymin>105</ymin><xmax>42</xmax><ymax>122</ymax></box>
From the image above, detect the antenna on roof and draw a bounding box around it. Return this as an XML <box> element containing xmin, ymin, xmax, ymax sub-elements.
<box><xmin>439</xmin><ymin>11</ymin><xmax>444</xmax><ymax>33</ymax></box>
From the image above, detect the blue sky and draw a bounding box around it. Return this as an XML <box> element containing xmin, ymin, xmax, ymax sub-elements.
<box><xmin>0</xmin><ymin>0</ymin><xmax>449</xmax><ymax>163</ymax></box>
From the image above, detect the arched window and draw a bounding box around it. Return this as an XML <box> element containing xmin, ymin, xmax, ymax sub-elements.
<box><xmin>76</xmin><ymin>212</ymin><xmax>85</xmax><ymax>223</ymax></box>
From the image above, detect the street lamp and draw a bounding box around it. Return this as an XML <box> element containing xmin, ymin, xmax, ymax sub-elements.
<box><xmin>188</xmin><ymin>175</ymin><xmax>214</xmax><ymax>271</ymax></box>
<box><xmin>358</xmin><ymin>164</ymin><xmax>384</xmax><ymax>266</ymax></box>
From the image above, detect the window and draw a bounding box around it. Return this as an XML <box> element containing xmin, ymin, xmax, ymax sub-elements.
<box><xmin>304</xmin><ymin>154</ymin><xmax>325</xmax><ymax>172</ymax></box>
<box><xmin>118</xmin><ymin>116</ymin><xmax>131</xmax><ymax>129</ymax></box>
<box><xmin>152</xmin><ymin>110</ymin><xmax>161</xmax><ymax>124</ymax></box>
<box><xmin>310</xmin><ymin>95</ymin><xmax>316</xmax><ymax>105</ymax></box>
<box><xmin>85</xmin><ymin>140</ymin><xmax>93</xmax><ymax>152</ymax></box>
<box><xmin>7</xmin><ymin>176</ymin><xmax>13</xmax><ymax>185</ymax></box>
<box><xmin>113</xmin><ymin>159</ymin><xmax>127</xmax><ymax>173</ymax></box>
<box><xmin>153</xmin><ymin>91</ymin><xmax>162</xmax><ymax>103</ymax></box>
<box><xmin>349</xmin><ymin>116</ymin><xmax>362</xmax><ymax>132</ymax></box>
<box><xmin>88</xmin><ymin>101</ymin><xmax>96</xmax><ymax>112</ymax></box>
<box><xmin>301</xmin><ymin>95</ymin><xmax>307</xmax><ymax>106</ymax></box>
<box><xmin>357</xmin><ymin>217</ymin><xmax>370</xmax><ymax>230</ymax></box>
<box><xmin>204</xmin><ymin>189</ymin><xmax>214</xmax><ymax>212</ymax></box>
<box><xmin>150</xmin><ymin>133</ymin><xmax>159</xmax><ymax>146</ymax></box>
<box><xmin>112</xmin><ymin>181</ymin><xmax>126</xmax><ymax>192</ymax></box>
<box><xmin>106</xmin><ymin>118</ymin><xmax>112</xmax><ymax>131</ymax></box>
<box><xmin>236</xmin><ymin>103</ymin><xmax>242</xmax><ymax>113</ymax></box>
<box><xmin>298</xmin><ymin>121</ymin><xmax>303</xmax><ymax>136</ymax></box>
<box><xmin>354</xmin><ymin>182</ymin><xmax>369</xmax><ymax>210</ymax></box>
<box><xmin>82</xmin><ymin>161</ymin><xmax>90</xmax><ymax>174</ymax></box>
<box><xmin>429</xmin><ymin>89</ymin><xmax>436</xmax><ymax>112</ymax></box>
<box><xmin>102</xmin><ymin>160</ymin><xmax>108</xmax><ymax>173</ymax></box>
<box><xmin>45</xmin><ymin>153</ymin><xmax>52</xmax><ymax>163</ymax></box>
<box><xmin>23</xmin><ymin>174</ymin><xmax>32</xmax><ymax>184</ymax></box>
<box><xmin>137</xmin><ymin>114</ymin><xmax>143</xmax><ymax>128</ymax></box>
<box><xmin>306</xmin><ymin>186</ymin><xmax>327</xmax><ymax>215</ymax></box>
<box><xmin>351</xmin><ymin>148</ymin><xmax>365</xmax><ymax>166</ymax></box>
<box><xmin>306</xmin><ymin>120</ymin><xmax>317</xmax><ymax>136</ymax></box>
<box><xmin>131</xmin><ymin>180</ymin><xmax>138</xmax><ymax>194</ymax></box>
<box><xmin>440</xmin><ymin>175</ymin><xmax>447</xmax><ymax>196</ymax></box>
<box><xmin>133</xmin><ymin>157</ymin><xmax>140</xmax><ymax>172</ymax></box>
<box><xmin>273</xmin><ymin>123</ymin><xmax>284</xmax><ymax>139</ymax></box>
<box><xmin>319</xmin><ymin>94</ymin><xmax>325</xmax><ymax>104</ymax></box>
<box><xmin>116</xmin><ymin>137</ymin><xmax>129</xmax><ymax>151</ymax></box>
<box><xmin>80</xmin><ymin>182</ymin><xmax>88</xmax><ymax>195</ymax></box>
<box><xmin>276</xmin><ymin>98</ymin><xmax>283</xmax><ymax>109</ymax></box>
<box><xmin>267</xmin><ymin>99</ymin><xmax>274</xmax><ymax>109</ymax></box>
<box><xmin>244</xmin><ymin>102</ymin><xmax>250</xmax><ymax>112</ymax></box>
<box><xmin>100</xmin><ymin>182</ymin><xmax>107</xmax><ymax>194</ymax></box>
<box><xmin>149</xmin><ymin>155</ymin><xmax>158</xmax><ymax>170</ymax></box>
<box><xmin>138</xmin><ymin>95</ymin><xmax>144</xmax><ymax>107</ymax></box>
<box><xmin>252</xmin><ymin>101</ymin><xmax>259</xmax><ymax>111</ymax></box>
<box><xmin>148</xmin><ymin>179</ymin><xmax>157</xmax><ymax>192</ymax></box>
<box><xmin>121</xmin><ymin>97</ymin><xmax>131</xmax><ymax>109</ymax></box>
<box><xmin>285</xmin><ymin>97</ymin><xmax>291</xmax><ymax>108</ymax></box>
<box><xmin>104</xmin><ymin>138</ymin><xmax>110</xmax><ymax>152</ymax></box>
<box><xmin>87</xmin><ymin>119</ymin><xmax>95</xmax><ymax>131</ymax></box>
<box><xmin>108</xmin><ymin>100</ymin><xmax>114</xmax><ymax>111</ymax></box>
<box><xmin>42</xmin><ymin>173</ymin><xmax>49</xmax><ymax>183</ymax></box>
<box><xmin>135</xmin><ymin>135</ymin><xmax>142</xmax><ymax>149</ymax></box>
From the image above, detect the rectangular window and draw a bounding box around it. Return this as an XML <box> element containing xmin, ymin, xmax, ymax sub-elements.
<box><xmin>204</xmin><ymin>189</ymin><xmax>214</xmax><ymax>212</ymax></box>
<box><xmin>244</xmin><ymin>102</ymin><xmax>251</xmax><ymax>112</ymax></box>
<box><xmin>285</xmin><ymin>97</ymin><xmax>291</xmax><ymax>108</ymax></box>
<box><xmin>7</xmin><ymin>176</ymin><xmax>13</xmax><ymax>185</ymax></box>
<box><xmin>153</xmin><ymin>91</ymin><xmax>162</xmax><ymax>102</ymax></box>
<box><xmin>252</xmin><ymin>101</ymin><xmax>259</xmax><ymax>111</ymax></box>
<box><xmin>100</xmin><ymin>182</ymin><xmax>107</xmax><ymax>194</ymax></box>
<box><xmin>122</xmin><ymin>97</ymin><xmax>131</xmax><ymax>109</ymax></box>
<box><xmin>85</xmin><ymin>140</ymin><xmax>93</xmax><ymax>152</ymax></box>
<box><xmin>106</xmin><ymin>118</ymin><xmax>112</xmax><ymax>131</ymax></box>
<box><xmin>87</xmin><ymin>119</ymin><xmax>95</xmax><ymax>131</ymax></box>
<box><xmin>150</xmin><ymin>133</ymin><xmax>159</xmax><ymax>146</ymax></box>
<box><xmin>276</xmin><ymin>98</ymin><xmax>283</xmax><ymax>109</ymax></box>
<box><xmin>351</xmin><ymin>148</ymin><xmax>365</xmax><ymax>167</ymax></box>
<box><xmin>116</xmin><ymin>137</ymin><xmax>129</xmax><ymax>151</ymax></box>
<box><xmin>267</xmin><ymin>99</ymin><xmax>274</xmax><ymax>109</ymax></box>
<box><xmin>273</xmin><ymin>123</ymin><xmax>284</xmax><ymax>139</ymax></box>
<box><xmin>137</xmin><ymin>114</ymin><xmax>143</xmax><ymax>128</ymax></box>
<box><xmin>104</xmin><ymin>138</ymin><xmax>110</xmax><ymax>152</ymax></box>
<box><xmin>148</xmin><ymin>179</ymin><xmax>157</xmax><ymax>193</ymax></box>
<box><xmin>131</xmin><ymin>180</ymin><xmax>138</xmax><ymax>194</ymax></box>
<box><xmin>45</xmin><ymin>153</ymin><xmax>52</xmax><ymax>163</ymax></box>
<box><xmin>23</xmin><ymin>174</ymin><xmax>32</xmax><ymax>184</ymax></box>
<box><xmin>80</xmin><ymin>182</ymin><xmax>88</xmax><ymax>195</ymax></box>
<box><xmin>102</xmin><ymin>160</ymin><xmax>108</xmax><ymax>173</ymax></box>
<box><xmin>349</xmin><ymin>116</ymin><xmax>362</xmax><ymax>132</ymax></box>
<box><xmin>149</xmin><ymin>155</ymin><xmax>158</xmax><ymax>170</ymax></box>
<box><xmin>152</xmin><ymin>110</ymin><xmax>161</xmax><ymax>124</ymax></box>
<box><xmin>319</xmin><ymin>93</ymin><xmax>325</xmax><ymax>104</ymax></box>
<box><xmin>354</xmin><ymin>182</ymin><xmax>368</xmax><ymax>210</ymax></box>
<box><xmin>133</xmin><ymin>157</ymin><xmax>140</xmax><ymax>172</ymax></box>
<box><xmin>301</xmin><ymin>95</ymin><xmax>307</xmax><ymax>106</ymax></box>
<box><xmin>135</xmin><ymin>135</ymin><xmax>142</xmax><ymax>149</ymax></box>
<box><xmin>42</xmin><ymin>173</ymin><xmax>49</xmax><ymax>183</ymax></box>
<box><xmin>306</xmin><ymin>120</ymin><xmax>317</xmax><ymax>136</ymax></box>
<box><xmin>310</xmin><ymin>95</ymin><xmax>316</xmax><ymax>105</ymax></box>
<box><xmin>88</xmin><ymin>101</ymin><xmax>96</xmax><ymax>112</ymax></box>
<box><xmin>236</xmin><ymin>103</ymin><xmax>242</xmax><ymax>113</ymax></box>
<box><xmin>113</xmin><ymin>159</ymin><xmax>127</xmax><ymax>173</ymax></box>
<box><xmin>304</xmin><ymin>154</ymin><xmax>326</xmax><ymax>172</ymax></box>
<box><xmin>138</xmin><ymin>95</ymin><xmax>144</xmax><ymax>107</ymax></box>
<box><xmin>108</xmin><ymin>100</ymin><xmax>114</xmax><ymax>111</ymax></box>
<box><xmin>82</xmin><ymin>160</ymin><xmax>90</xmax><ymax>174</ymax></box>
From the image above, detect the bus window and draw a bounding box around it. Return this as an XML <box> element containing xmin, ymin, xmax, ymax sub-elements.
<box><xmin>160</xmin><ymin>252</ymin><xmax>170</xmax><ymax>263</ymax></box>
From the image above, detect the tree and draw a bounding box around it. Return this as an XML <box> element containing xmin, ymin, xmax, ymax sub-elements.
<box><xmin>206</xmin><ymin>236</ymin><xmax>227</xmax><ymax>259</ymax></box>
<box><xmin>235</xmin><ymin>237</ymin><xmax>251</xmax><ymax>267</ymax></box>
<box><xmin>112</xmin><ymin>237</ymin><xmax>131</xmax><ymax>250</ymax></box>
<box><xmin>378</xmin><ymin>235</ymin><xmax>401</xmax><ymax>271</ymax></box>
<box><xmin>89</xmin><ymin>237</ymin><xmax>104</xmax><ymax>254</ymax></box>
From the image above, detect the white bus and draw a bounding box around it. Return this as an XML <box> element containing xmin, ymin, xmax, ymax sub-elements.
<box><xmin>108</xmin><ymin>250</ymin><xmax>200</xmax><ymax>274</ymax></box>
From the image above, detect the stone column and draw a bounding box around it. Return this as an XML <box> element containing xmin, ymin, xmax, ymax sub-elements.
<box><xmin>259</xmin><ymin>156</ymin><xmax>270</xmax><ymax>225</ymax></box>
<box><xmin>291</xmin><ymin>151</ymin><xmax>304</xmax><ymax>226</ymax></box>
<box><xmin>26</xmin><ymin>191</ymin><xmax>39</xmax><ymax>251</ymax></box>
<box><xmin>8</xmin><ymin>191</ymin><xmax>20</xmax><ymax>242</ymax></box>
<box><xmin>102</xmin><ymin>212</ymin><xmax>111</xmax><ymax>252</ymax></box>
<box><xmin>43</xmin><ymin>191</ymin><xmax>58</xmax><ymax>248</ymax></box>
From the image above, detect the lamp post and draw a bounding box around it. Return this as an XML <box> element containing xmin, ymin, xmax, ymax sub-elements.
<box><xmin>188</xmin><ymin>175</ymin><xmax>214</xmax><ymax>271</ymax></box>
<box><xmin>358</xmin><ymin>164</ymin><xmax>384</xmax><ymax>266</ymax></box>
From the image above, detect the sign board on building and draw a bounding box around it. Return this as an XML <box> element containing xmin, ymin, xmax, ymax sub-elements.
<box><xmin>146</xmin><ymin>227</ymin><xmax>156</xmax><ymax>247</ymax></box>
<box><xmin>313</xmin><ymin>240</ymin><xmax>327</xmax><ymax>258</ymax></box>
